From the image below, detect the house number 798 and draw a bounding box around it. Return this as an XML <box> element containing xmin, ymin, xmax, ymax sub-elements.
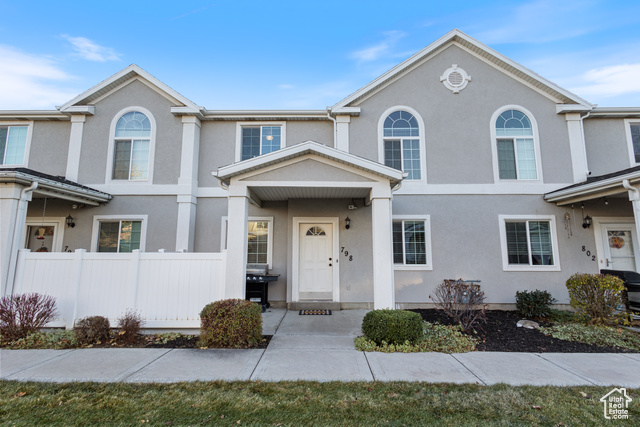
<box><xmin>341</xmin><ymin>247</ymin><xmax>354</xmax><ymax>261</ymax></box>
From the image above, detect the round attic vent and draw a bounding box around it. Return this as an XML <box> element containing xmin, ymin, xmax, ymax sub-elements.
<box><xmin>440</xmin><ymin>65</ymin><xmax>471</xmax><ymax>94</ymax></box>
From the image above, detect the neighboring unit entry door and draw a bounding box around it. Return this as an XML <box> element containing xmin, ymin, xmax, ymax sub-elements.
<box><xmin>299</xmin><ymin>223</ymin><xmax>333</xmax><ymax>298</ymax></box>
<box><xmin>602</xmin><ymin>224</ymin><xmax>639</xmax><ymax>271</ymax></box>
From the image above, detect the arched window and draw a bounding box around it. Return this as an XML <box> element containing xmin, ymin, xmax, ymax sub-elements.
<box><xmin>494</xmin><ymin>108</ymin><xmax>538</xmax><ymax>180</ymax></box>
<box><xmin>112</xmin><ymin>110</ymin><xmax>152</xmax><ymax>181</ymax></box>
<box><xmin>382</xmin><ymin>110</ymin><xmax>422</xmax><ymax>180</ymax></box>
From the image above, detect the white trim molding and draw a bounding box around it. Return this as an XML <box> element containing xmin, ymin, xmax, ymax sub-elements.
<box><xmin>291</xmin><ymin>217</ymin><xmax>340</xmax><ymax>303</ymax></box>
<box><xmin>234</xmin><ymin>121</ymin><xmax>287</xmax><ymax>162</ymax></box>
<box><xmin>490</xmin><ymin>105</ymin><xmax>543</xmax><ymax>184</ymax></box>
<box><xmin>392</xmin><ymin>215</ymin><xmax>433</xmax><ymax>270</ymax></box>
<box><xmin>221</xmin><ymin>216</ymin><xmax>274</xmax><ymax>269</ymax></box>
<box><xmin>90</xmin><ymin>214</ymin><xmax>148</xmax><ymax>253</ymax></box>
<box><xmin>625</xmin><ymin>118</ymin><xmax>640</xmax><ymax>167</ymax></box>
<box><xmin>498</xmin><ymin>214</ymin><xmax>560</xmax><ymax>272</ymax></box>
<box><xmin>377</xmin><ymin>105</ymin><xmax>427</xmax><ymax>183</ymax></box>
<box><xmin>0</xmin><ymin>121</ymin><xmax>34</xmax><ymax>168</ymax></box>
<box><xmin>24</xmin><ymin>217</ymin><xmax>66</xmax><ymax>252</ymax></box>
<box><xmin>104</xmin><ymin>106</ymin><xmax>157</xmax><ymax>185</ymax></box>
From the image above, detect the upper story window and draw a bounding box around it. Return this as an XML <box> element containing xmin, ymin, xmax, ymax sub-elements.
<box><xmin>381</xmin><ymin>109</ymin><xmax>423</xmax><ymax>180</ymax></box>
<box><xmin>0</xmin><ymin>125</ymin><xmax>30</xmax><ymax>166</ymax></box>
<box><xmin>236</xmin><ymin>123</ymin><xmax>285</xmax><ymax>161</ymax></box>
<box><xmin>112</xmin><ymin>111</ymin><xmax>151</xmax><ymax>180</ymax></box>
<box><xmin>626</xmin><ymin>120</ymin><xmax>640</xmax><ymax>164</ymax></box>
<box><xmin>493</xmin><ymin>108</ymin><xmax>540</xmax><ymax>181</ymax></box>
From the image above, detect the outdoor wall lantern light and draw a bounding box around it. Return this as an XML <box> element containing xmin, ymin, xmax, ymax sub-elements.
<box><xmin>345</xmin><ymin>216</ymin><xmax>351</xmax><ymax>230</ymax></box>
<box><xmin>582</xmin><ymin>215</ymin><xmax>592</xmax><ymax>229</ymax></box>
<box><xmin>66</xmin><ymin>214</ymin><xmax>75</xmax><ymax>228</ymax></box>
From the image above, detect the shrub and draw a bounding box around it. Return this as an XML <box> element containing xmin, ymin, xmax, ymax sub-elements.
<box><xmin>355</xmin><ymin>322</ymin><xmax>476</xmax><ymax>353</ymax></box>
<box><xmin>199</xmin><ymin>299</ymin><xmax>262</xmax><ymax>348</ymax></box>
<box><xmin>565</xmin><ymin>273</ymin><xmax>626</xmax><ymax>324</ymax></box>
<box><xmin>361</xmin><ymin>309</ymin><xmax>423</xmax><ymax>345</ymax></box>
<box><xmin>430</xmin><ymin>279</ymin><xmax>486</xmax><ymax>332</ymax></box>
<box><xmin>540</xmin><ymin>323</ymin><xmax>640</xmax><ymax>351</ymax></box>
<box><xmin>0</xmin><ymin>293</ymin><xmax>58</xmax><ymax>342</ymax></box>
<box><xmin>74</xmin><ymin>316</ymin><xmax>111</xmax><ymax>345</ymax></box>
<box><xmin>515</xmin><ymin>289</ymin><xmax>556</xmax><ymax>319</ymax></box>
<box><xmin>116</xmin><ymin>310</ymin><xmax>144</xmax><ymax>344</ymax></box>
<box><xmin>7</xmin><ymin>330</ymin><xmax>78</xmax><ymax>350</ymax></box>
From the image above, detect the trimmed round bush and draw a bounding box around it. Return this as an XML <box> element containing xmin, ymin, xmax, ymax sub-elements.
<box><xmin>199</xmin><ymin>299</ymin><xmax>262</xmax><ymax>348</ymax></box>
<box><xmin>515</xmin><ymin>289</ymin><xmax>556</xmax><ymax>319</ymax></box>
<box><xmin>74</xmin><ymin>316</ymin><xmax>111</xmax><ymax>345</ymax></box>
<box><xmin>566</xmin><ymin>273</ymin><xmax>625</xmax><ymax>324</ymax></box>
<box><xmin>361</xmin><ymin>309</ymin><xmax>423</xmax><ymax>345</ymax></box>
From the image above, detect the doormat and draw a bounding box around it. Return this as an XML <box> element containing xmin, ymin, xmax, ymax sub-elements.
<box><xmin>299</xmin><ymin>309</ymin><xmax>332</xmax><ymax>315</ymax></box>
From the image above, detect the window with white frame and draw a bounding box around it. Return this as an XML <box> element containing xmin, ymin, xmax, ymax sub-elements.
<box><xmin>629</xmin><ymin>122</ymin><xmax>640</xmax><ymax>163</ymax></box>
<box><xmin>241</xmin><ymin>125</ymin><xmax>282</xmax><ymax>160</ymax></box>
<box><xmin>0</xmin><ymin>125</ymin><xmax>29</xmax><ymax>166</ymax></box>
<box><xmin>221</xmin><ymin>217</ymin><xmax>274</xmax><ymax>267</ymax></box>
<box><xmin>499</xmin><ymin>215</ymin><xmax>559</xmax><ymax>271</ymax></box>
<box><xmin>112</xmin><ymin>111</ymin><xmax>151</xmax><ymax>180</ymax></box>
<box><xmin>392</xmin><ymin>216</ymin><xmax>432</xmax><ymax>269</ymax></box>
<box><xmin>97</xmin><ymin>220</ymin><xmax>143</xmax><ymax>252</ymax></box>
<box><xmin>495</xmin><ymin>109</ymin><xmax>538</xmax><ymax>180</ymax></box>
<box><xmin>383</xmin><ymin>111</ymin><xmax>422</xmax><ymax>180</ymax></box>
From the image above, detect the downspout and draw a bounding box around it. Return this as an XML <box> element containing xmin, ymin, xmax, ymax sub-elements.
<box><xmin>580</xmin><ymin>111</ymin><xmax>591</xmax><ymax>177</ymax></box>
<box><xmin>326</xmin><ymin>108</ymin><xmax>337</xmax><ymax>149</ymax></box>
<box><xmin>6</xmin><ymin>182</ymin><xmax>38</xmax><ymax>296</ymax></box>
<box><xmin>622</xmin><ymin>179</ymin><xmax>639</xmax><ymax>201</ymax></box>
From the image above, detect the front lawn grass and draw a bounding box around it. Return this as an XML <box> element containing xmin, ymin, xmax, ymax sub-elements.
<box><xmin>1</xmin><ymin>380</ymin><xmax>636</xmax><ymax>425</ymax></box>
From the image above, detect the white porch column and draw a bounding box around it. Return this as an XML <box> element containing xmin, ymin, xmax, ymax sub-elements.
<box><xmin>336</xmin><ymin>115</ymin><xmax>351</xmax><ymax>152</ymax></box>
<box><xmin>1</xmin><ymin>183</ymin><xmax>36</xmax><ymax>296</ymax></box>
<box><xmin>176</xmin><ymin>115</ymin><xmax>201</xmax><ymax>252</ymax></box>
<box><xmin>565</xmin><ymin>113</ymin><xmax>589</xmax><ymax>183</ymax></box>
<box><xmin>225</xmin><ymin>185</ymin><xmax>249</xmax><ymax>299</ymax></box>
<box><xmin>371</xmin><ymin>185</ymin><xmax>395</xmax><ymax>309</ymax></box>
<box><xmin>65</xmin><ymin>115</ymin><xmax>86</xmax><ymax>182</ymax></box>
<box><xmin>623</xmin><ymin>180</ymin><xmax>640</xmax><ymax>240</ymax></box>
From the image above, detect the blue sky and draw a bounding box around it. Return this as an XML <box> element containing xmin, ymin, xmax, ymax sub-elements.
<box><xmin>1</xmin><ymin>0</ymin><xmax>639</xmax><ymax>110</ymax></box>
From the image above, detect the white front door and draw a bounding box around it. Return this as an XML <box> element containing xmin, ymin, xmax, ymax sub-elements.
<box><xmin>602</xmin><ymin>223</ymin><xmax>639</xmax><ymax>271</ymax></box>
<box><xmin>299</xmin><ymin>223</ymin><xmax>333</xmax><ymax>300</ymax></box>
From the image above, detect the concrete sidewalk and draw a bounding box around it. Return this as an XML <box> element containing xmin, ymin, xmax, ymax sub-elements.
<box><xmin>2</xmin><ymin>308</ymin><xmax>640</xmax><ymax>387</ymax></box>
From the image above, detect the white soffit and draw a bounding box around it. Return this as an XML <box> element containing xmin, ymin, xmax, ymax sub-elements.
<box><xmin>331</xmin><ymin>29</ymin><xmax>594</xmax><ymax>111</ymax></box>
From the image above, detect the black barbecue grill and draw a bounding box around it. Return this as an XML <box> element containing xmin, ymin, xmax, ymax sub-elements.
<box><xmin>246</xmin><ymin>264</ymin><xmax>279</xmax><ymax>311</ymax></box>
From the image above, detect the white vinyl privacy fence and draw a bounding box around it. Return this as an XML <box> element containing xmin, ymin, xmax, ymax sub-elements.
<box><xmin>11</xmin><ymin>249</ymin><xmax>226</xmax><ymax>329</ymax></box>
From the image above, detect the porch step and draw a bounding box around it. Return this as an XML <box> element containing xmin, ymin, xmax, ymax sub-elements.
<box><xmin>288</xmin><ymin>301</ymin><xmax>341</xmax><ymax>311</ymax></box>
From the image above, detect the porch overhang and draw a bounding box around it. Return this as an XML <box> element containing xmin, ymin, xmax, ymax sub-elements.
<box><xmin>0</xmin><ymin>168</ymin><xmax>112</xmax><ymax>206</ymax></box>
<box><xmin>544</xmin><ymin>166</ymin><xmax>640</xmax><ymax>206</ymax></box>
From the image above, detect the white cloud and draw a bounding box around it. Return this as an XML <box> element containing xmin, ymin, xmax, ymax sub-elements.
<box><xmin>473</xmin><ymin>0</ymin><xmax>600</xmax><ymax>44</ymax></box>
<box><xmin>351</xmin><ymin>31</ymin><xmax>407</xmax><ymax>62</ymax></box>
<box><xmin>569</xmin><ymin>63</ymin><xmax>640</xmax><ymax>98</ymax></box>
<box><xmin>278</xmin><ymin>84</ymin><xmax>294</xmax><ymax>89</ymax></box>
<box><xmin>63</xmin><ymin>35</ymin><xmax>120</xmax><ymax>62</ymax></box>
<box><xmin>0</xmin><ymin>45</ymin><xmax>77</xmax><ymax>109</ymax></box>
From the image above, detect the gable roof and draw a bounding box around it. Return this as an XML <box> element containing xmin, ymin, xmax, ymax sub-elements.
<box><xmin>57</xmin><ymin>64</ymin><xmax>204</xmax><ymax>116</ymax></box>
<box><xmin>331</xmin><ymin>29</ymin><xmax>594</xmax><ymax>113</ymax></box>
<box><xmin>214</xmin><ymin>140</ymin><xmax>406</xmax><ymax>186</ymax></box>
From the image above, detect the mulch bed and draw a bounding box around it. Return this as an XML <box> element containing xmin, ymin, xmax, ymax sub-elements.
<box><xmin>409</xmin><ymin>309</ymin><xmax>637</xmax><ymax>353</ymax></box>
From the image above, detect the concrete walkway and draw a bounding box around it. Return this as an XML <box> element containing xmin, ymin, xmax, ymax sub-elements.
<box><xmin>2</xmin><ymin>308</ymin><xmax>640</xmax><ymax>386</ymax></box>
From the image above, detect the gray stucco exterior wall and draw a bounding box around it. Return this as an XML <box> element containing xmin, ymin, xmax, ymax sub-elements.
<box><xmin>348</xmin><ymin>44</ymin><xmax>574</xmax><ymax>184</ymax></box>
<box><xmin>583</xmin><ymin>118</ymin><xmax>632</xmax><ymax>176</ymax></box>
<box><xmin>29</xmin><ymin>121</ymin><xmax>71</xmax><ymax>177</ymax></box>
<box><xmin>78</xmin><ymin>80</ymin><xmax>182</xmax><ymax>185</ymax></box>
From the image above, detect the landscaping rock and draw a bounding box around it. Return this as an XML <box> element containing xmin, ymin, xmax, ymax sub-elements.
<box><xmin>517</xmin><ymin>320</ymin><xmax>540</xmax><ymax>329</ymax></box>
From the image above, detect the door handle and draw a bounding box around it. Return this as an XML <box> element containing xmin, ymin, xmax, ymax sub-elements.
<box><xmin>606</xmin><ymin>258</ymin><xmax>610</xmax><ymax>267</ymax></box>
